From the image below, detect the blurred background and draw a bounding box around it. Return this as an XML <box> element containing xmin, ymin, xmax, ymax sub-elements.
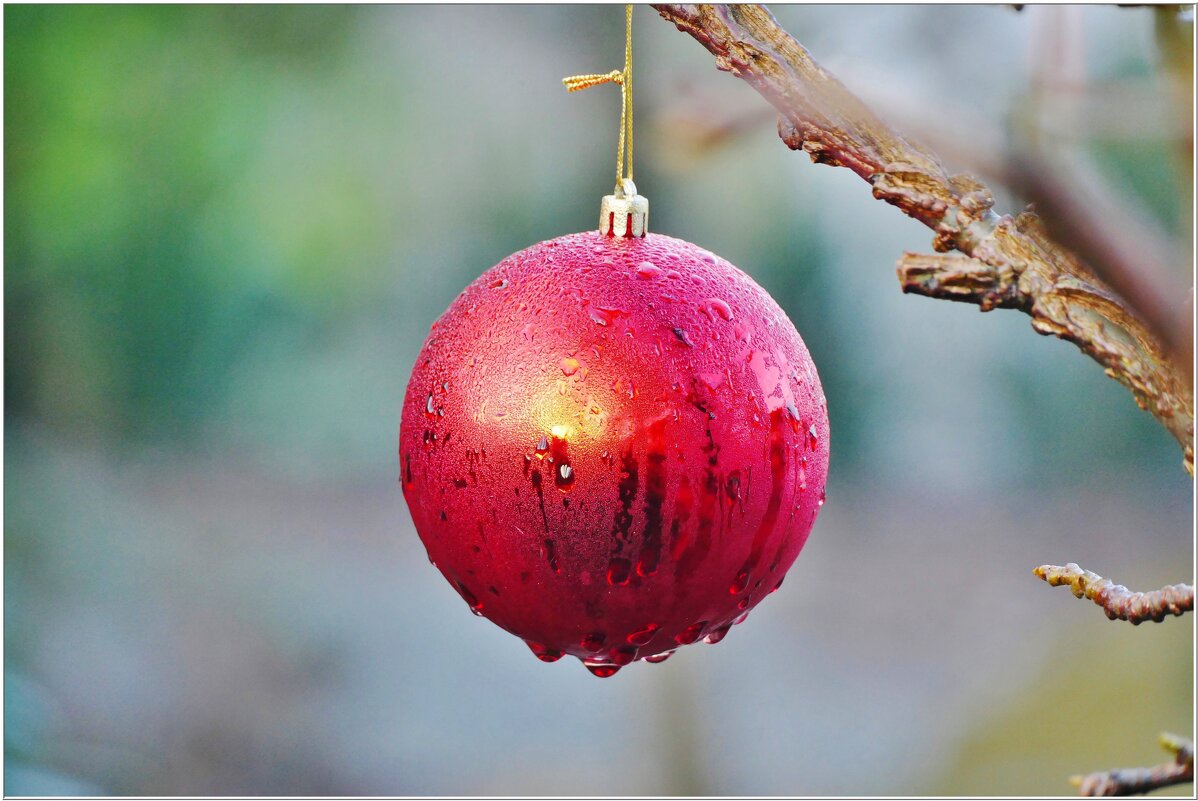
<box><xmin>5</xmin><ymin>4</ymin><xmax>1193</xmax><ymax>796</ymax></box>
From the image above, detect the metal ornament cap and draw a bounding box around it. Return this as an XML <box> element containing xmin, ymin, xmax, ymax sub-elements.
<box><xmin>600</xmin><ymin>178</ymin><xmax>648</xmax><ymax>238</ymax></box>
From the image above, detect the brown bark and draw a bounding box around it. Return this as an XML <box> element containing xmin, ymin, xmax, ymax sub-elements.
<box><xmin>1034</xmin><ymin>563</ymin><xmax>1193</xmax><ymax>624</ymax></box>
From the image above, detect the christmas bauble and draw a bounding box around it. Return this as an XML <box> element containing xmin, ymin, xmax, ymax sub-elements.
<box><xmin>400</xmin><ymin>221</ymin><xmax>829</xmax><ymax>676</ymax></box>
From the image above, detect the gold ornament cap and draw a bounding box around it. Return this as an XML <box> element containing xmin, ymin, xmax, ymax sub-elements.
<box><xmin>600</xmin><ymin>178</ymin><xmax>648</xmax><ymax>238</ymax></box>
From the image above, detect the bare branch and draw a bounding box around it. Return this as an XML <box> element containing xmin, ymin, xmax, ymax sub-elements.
<box><xmin>653</xmin><ymin>3</ymin><xmax>1195</xmax><ymax>473</ymax></box>
<box><xmin>1034</xmin><ymin>563</ymin><xmax>1194</xmax><ymax>624</ymax></box>
<box><xmin>1070</xmin><ymin>732</ymin><xmax>1194</xmax><ymax>796</ymax></box>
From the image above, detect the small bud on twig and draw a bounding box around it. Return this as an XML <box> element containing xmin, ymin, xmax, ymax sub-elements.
<box><xmin>1069</xmin><ymin>733</ymin><xmax>1194</xmax><ymax>796</ymax></box>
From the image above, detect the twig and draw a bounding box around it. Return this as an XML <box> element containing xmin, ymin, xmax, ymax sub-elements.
<box><xmin>652</xmin><ymin>3</ymin><xmax>1195</xmax><ymax>474</ymax></box>
<box><xmin>1033</xmin><ymin>563</ymin><xmax>1194</xmax><ymax>624</ymax></box>
<box><xmin>1070</xmin><ymin>733</ymin><xmax>1194</xmax><ymax>796</ymax></box>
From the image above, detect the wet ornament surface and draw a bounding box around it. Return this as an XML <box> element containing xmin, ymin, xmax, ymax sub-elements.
<box><xmin>399</xmin><ymin>231</ymin><xmax>829</xmax><ymax>676</ymax></box>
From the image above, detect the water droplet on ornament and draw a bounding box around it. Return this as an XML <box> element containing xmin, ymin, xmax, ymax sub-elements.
<box><xmin>489</xmin><ymin>277</ymin><xmax>509</xmax><ymax>290</ymax></box>
<box><xmin>770</xmin><ymin>577</ymin><xmax>784</xmax><ymax>593</ymax></box>
<box><xmin>589</xmin><ymin>306</ymin><xmax>627</xmax><ymax>327</ymax></box>
<box><xmin>541</xmin><ymin>539</ymin><xmax>560</xmax><ymax>573</ymax></box>
<box><xmin>818</xmin><ymin>490</ymin><xmax>826</xmax><ymax>507</ymax></box>
<box><xmin>701</xmin><ymin>298</ymin><xmax>733</xmax><ymax>321</ymax></box>
<box><xmin>737</xmin><ymin>597</ymin><xmax>749</xmax><ymax>611</ymax></box>
<box><xmin>644</xmin><ymin>652</ymin><xmax>673</xmax><ymax>663</ymax></box>
<box><xmin>807</xmin><ymin>424</ymin><xmax>819</xmax><ymax>450</ymax></box>
<box><xmin>555</xmin><ymin>462</ymin><xmax>575</xmax><ymax>491</ymax></box>
<box><xmin>785</xmin><ymin>402</ymin><xmax>800</xmax><ymax>426</ymax></box>
<box><xmin>526</xmin><ymin>641</ymin><xmax>563</xmax><ymax>662</ymax></box>
<box><xmin>454</xmin><ymin>581</ymin><xmax>483</xmax><ymax>615</ymax></box>
<box><xmin>725</xmin><ymin>473</ymin><xmax>742</xmax><ymax>507</ymax></box>
<box><xmin>535</xmin><ymin>436</ymin><xmax>549</xmax><ymax>458</ymax></box>
<box><xmin>675</xmin><ymin>621</ymin><xmax>708</xmax><ymax>645</ymax></box>
<box><xmin>560</xmin><ymin>357</ymin><xmax>580</xmax><ymax>376</ymax></box>
<box><xmin>704</xmin><ymin>623</ymin><xmax>732</xmax><ymax>644</ymax></box>
<box><xmin>636</xmin><ymin>261</ymin><xmax>662</xmax><ymax>279</ymax></box>
<box><xmin>673</xmin><ymin>328</ymin><xmax>694</xmax><ymax>347</ymax></box>
<box><xmin>584</xmin><ymin>661</ymin><xmax>620</xmax><ymax>678</ymax></box>
<box><xmin>607</xmin><ymin>557</ymin><xmax>632</xmax><ymax>586</ymax></box>
<box><xmin>581</xmin><ymin>632</ymin><xmax>606</xmax><ymax>651</ymax></box>
<box><xmin>635</xmin><ymin>546</ymin><xmax>659</xmax><ymax>578</ymax></box>
<box><xmin>610</xmin><ymin>645</ymin><xmax>638</xmax><ymax>665</ymax></box>
<box><xmin>733</xmin><ymin>610</ymin><xmax>750</xmax><ymax>625</ymax></box>
<box><xmin>627</xmin><ymin>623</ymin><xmax>660</xmax><ymax>646</ymax></box>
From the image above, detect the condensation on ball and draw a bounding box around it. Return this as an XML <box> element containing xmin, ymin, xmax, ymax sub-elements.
<box><xmin>399</xmin><ymin>231</ymin><xmax>829</xmax><ymax>676</ymax></box>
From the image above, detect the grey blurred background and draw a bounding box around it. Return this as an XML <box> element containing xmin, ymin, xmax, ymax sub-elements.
<box><xmin>5</xmin><ymin>4</ymin><xmax>1193</xmax><ymax>796</ymax></box>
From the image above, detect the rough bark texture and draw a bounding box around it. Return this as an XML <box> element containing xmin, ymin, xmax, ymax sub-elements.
<box><xmin>652</xmin><ymin>3</ymin><xmax>1194</xmax><ymax>474</ymax></box>
<box><xmin>1034</xmin><ymin>563</ymin><xmax>1194</xmax><ymax>624</ymax></box>
<box><xmin>1070</xmin><ymin>733</ymin><xmax>1195</xmax><ymax>796</ymax></box>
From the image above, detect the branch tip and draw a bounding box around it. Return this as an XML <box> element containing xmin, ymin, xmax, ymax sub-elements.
<box><xmin>1070</xmin><ymin>734</ymin><xmax>1194</xmax><ymax>797</ymax></box>
<box><xmin>1034</xmin><ymin>563</ymin><xmax>1193</xmax><ymax>624</ymax></box>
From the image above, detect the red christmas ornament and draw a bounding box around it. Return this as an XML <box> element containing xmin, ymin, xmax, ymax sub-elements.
<box><xmin>400</xmin><ymin>6</ymin><xmax>827</xmax><ymax>676</ymax></box>
<box><xmin>399</xmin><ymin>182</ymin><xmax>829</xmax><ymax>676</ymax></box>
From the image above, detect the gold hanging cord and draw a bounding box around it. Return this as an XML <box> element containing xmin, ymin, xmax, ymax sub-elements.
<box><xmin>562</xmin><ymin>4</ymin><xmax>635</xmax><ymax>187</ymax></box>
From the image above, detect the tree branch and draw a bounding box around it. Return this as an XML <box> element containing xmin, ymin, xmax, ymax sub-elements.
<box><xmin>1034</xmin><ymin>563</ymin><xmax>1194</xmax><ymax>624</ymax></box>
<box><xmin>897</xmin><ymin>252</ymin><xmax>1028</xmax><ymax>312</ymax></box>
<box><xmin>1069</xmin><ymin>733</ymin><xmax>1194</xmax><ymax>796</ymax></box>
<box><xmin>652</xmin><ymin>3</ymin><xmax>1195</xmax><ymax>474</ymax></box>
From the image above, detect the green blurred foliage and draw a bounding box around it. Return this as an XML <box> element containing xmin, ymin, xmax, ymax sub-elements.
<box><xmin>6</xmin><ymin>6</ymin><xmax>385</xmax><ymax>440</ymax></box>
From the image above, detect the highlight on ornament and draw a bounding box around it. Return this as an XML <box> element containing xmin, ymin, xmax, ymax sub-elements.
<box><xmin>399</xmin><ymin>5</ymin><xmax>829</xmax><ymax>677</ymax></box>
